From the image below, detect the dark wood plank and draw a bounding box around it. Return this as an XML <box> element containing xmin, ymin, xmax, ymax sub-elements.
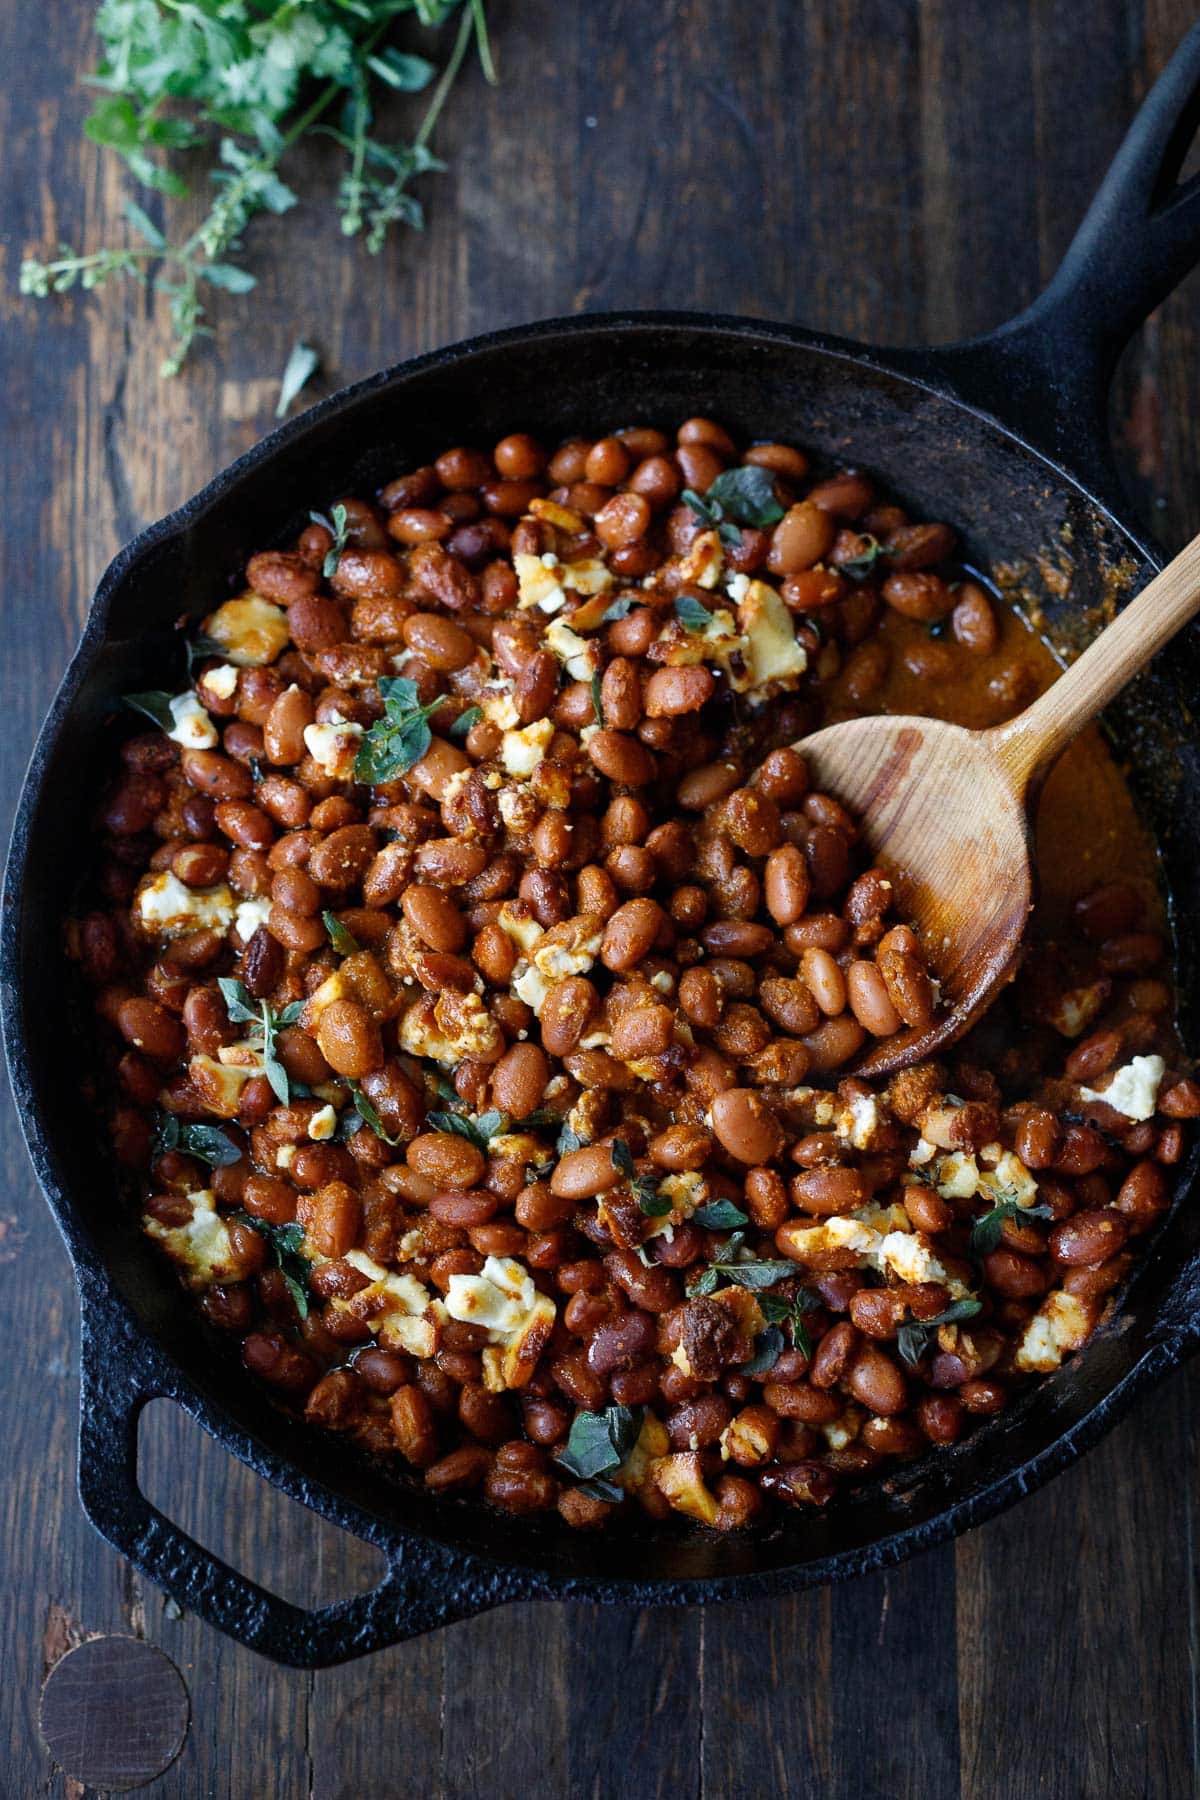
<box><xmin>4</xmin><ymin>1</ymin><xmax>1200</xmax><ymax>1795</ymax></box>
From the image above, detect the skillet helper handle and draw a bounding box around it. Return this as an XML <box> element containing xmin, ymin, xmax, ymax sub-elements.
<box><xmin>900</xmin><ymin>23</ymin><xmax>1200</xmax><ymax>503</ymax></box>
<box><xmin>75</xmin><ymin>1302</ymin><xmax>515</xmax><ymax>1665</ymax></box>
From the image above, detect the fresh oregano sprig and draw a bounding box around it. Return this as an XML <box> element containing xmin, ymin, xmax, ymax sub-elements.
<box><xmin>217</xmin><ymin>976</ymin><xmax>303</xmax><ymax>1104</ymax></box>
<box><xmin>20</xmin><ymin>2</ymin><xmax>497</xmax><ymax>378</ymax></box>
<box><xmin>355</xmin><ymin>675</ymin><xmax>453</xmax><ymax>783</ymax></box>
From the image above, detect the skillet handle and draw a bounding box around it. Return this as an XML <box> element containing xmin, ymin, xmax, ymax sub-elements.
<box><xmin>75</xmin><ymin>1295</ymin><xmax>530</xmax><ymax>1665</ymax></box>
<box><xmin>896</xmin><ymin>23</ymin><xmax>1200</xmax><ymax>510</ymax></box>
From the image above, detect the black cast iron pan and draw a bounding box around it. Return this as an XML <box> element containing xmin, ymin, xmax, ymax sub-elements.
<box><xmin>7</xmin><ymin>30</ymin><xmax>1200</xmax><ymax>1668</ymax></box>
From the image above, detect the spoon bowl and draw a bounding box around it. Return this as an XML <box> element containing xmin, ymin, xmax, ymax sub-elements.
<box><xmin>796</xmin><ymin>714</ymin><xmax>1033</xmax><ymax>1076</ymax></box>
<box><xmin>790</xmin><ymin>532</ymin><xmax>1200</xmax><ymax>1076</ymax></box>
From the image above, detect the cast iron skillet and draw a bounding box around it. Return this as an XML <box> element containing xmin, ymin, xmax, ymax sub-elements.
<box><xmin>7</xmin><ymin>31</ymin><xmax>1200</xmax><ymax>1668</ymax></box>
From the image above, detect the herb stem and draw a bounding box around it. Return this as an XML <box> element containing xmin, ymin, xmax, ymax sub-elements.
<box><xmin>416</xmin><ymin>1</ymin><xmax>477</xmax><ymax>147</ymax></box>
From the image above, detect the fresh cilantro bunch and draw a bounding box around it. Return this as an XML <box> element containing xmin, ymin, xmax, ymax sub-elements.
<box><xmin>20</xmin><ymin>0</ymin><xmax>496</xmax><ymax>378</ymax></box>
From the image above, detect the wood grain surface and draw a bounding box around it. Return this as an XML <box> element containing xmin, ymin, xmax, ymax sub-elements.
<box><xmin>3</xmin><ymin>3</ymin><xmax>1200</xmax><ymax>1795</ymax></box>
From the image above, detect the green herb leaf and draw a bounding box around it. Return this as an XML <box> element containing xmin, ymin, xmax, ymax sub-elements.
<box><xmin>349</xmin><ymin>1082</ymin><xmax>403</xmax><ymax>1146</ymax></box>
<box><xmin>705</xmin><ymin>466</ymin><xmax>785</xmax><ymax>528</ymax></box>
<box><xmin>310</xmin><ymin>501</ymin><xmax>350</xmax><ymax>579</ymax></box>
<box><xmin>896</xmin><ymin>1297</ymin><xmax>984</xmax><ymax>1369</ymax></box>
<box><xmin>217</xmin><ymin>976</ymin><xmax>260</xmax><ymax>1025</ymax></box>
<box><xmin>200</xmin><ymin>261</ymin><xmax>257</xmax><ymax>293</ymax></box>
<box><xmin>686</xmin><ymin>1266</ymin><xmax>721</xmax><ymax>1297</ymax></box>
<box><xmin>601</xmin><ymin>596</ymin><xmax>635</xmax><ymax>622</ymax></box>
<box><xmin>576</xmin><ymin>1475</ymin><xmax>624</xmax><ymax>1504</ymax></box>
<box><xmin>355</xmin><ymin>674</ymin><xmax>450</xmax><ymax>783</ymax></box>
<box><xmin>323</xmin><ymin>911</ymin><xmax>361</xmax><ymax>956</ymax></box>
<box><xmin>555</xmin><ymin>1405</ymin><xmax>643</xmax><ymax>1482</ymax></box>
<box><xmin>276</xmin><ymin>340</ymin><xmax>320</xmax><ymax>418</ymax></box>
<box><xmin>837</xmin><ymin>535</ymin><xmax>894</xmax><ymax>581</ymax></box>
<box><xmin>694</xmin><ymin>1200</ymin><xmax>749</xmax><ymax>1230</ymax></box>
<box><xmin>27</xmin><ymin>4</ymin><xmax>498</xmax><ymax>376</ymax></box>
<box><xmin>425</xmin><ymin>1109</ymin><xmax>510</xmax><ymax>1151</ymax></box>
<box><xmin>715</xmin><ymin>1259</ymin><xmax>798</xmax><ymax>1292</ymax></box>
<box><xmin>760</xmin><ymin>1286</ymin><xmax>821</xmax><ymax>1358</ymax></box>
<box><xmin>738</xmin><ymin>1325</ymin><xmax>786</xmax><ymax>1377</ymax></box>
<box><xmin>674</xmin><ymin>593</ymin><xmax>714</xmax><ymax>633</ymax></box>
<box><xmin>123</xmin><ymin>690</ymin><xmax>174</xmax><ymax>731</ymax></box>
<box><xmin>556</xmin><ymin>1123</ymin><xmax>583</xmax><ymax>1156</ymax></box>
<box><xmin>368</xmin><ymin>49</ymin><xmax>436</xmax><ymax>91</ymax></box>
<box><xmin>635</xmin><ymin>1178</ymin><xmax>671</xmax><ymax>1218</ymax></box>
<box><xmin>970</xmin><ymin>1197</ymin><xmax>1055</xmax><ymax>1258</ymax></box>
<box><xmin>187</xmin><ymin>632</ymin><xmax>228</xmax><ymax>668</ymax></box>
<box><xmin>448</xmin><ymin>705</ymin><xmax>481</xmax><ymax>744</ymax></box>
<box><xmin>590</xmin><ymin>672</ymin><xmax>605</xmax><ymax>728</ymax></box>
<box><xmin>610</xmin><ymin>1140</ymin><xmax>635</xmax><ymax>1178</ymax></box>
<box><xmin>234</xmin><ymin>1213</ymin><xmax>312</xmax><ymax>1319</ymax></box>
<box><xmin>123</xmin><ymin>199</ymin><xmax>167</xmax><ymax>252</ymax></box>
<box><xmin>680</xmin><ymin>488</ymin><xmax>719</xmax><ymax>528</ymax></box>
<box><xmin>215</xmin><ymin>980</ymin><xmax>297</xmax><ymax>1102</ymax></box>
<box><xmin>175</xmin><ymin>1123</ymin><xmax>242</xmax><ymax>1167</ymax></box>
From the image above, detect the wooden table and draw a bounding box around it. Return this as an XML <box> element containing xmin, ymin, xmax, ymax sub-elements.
<box><xmin>4</xmin><ymin>3</ymin><xmax>1200</xmax><ymax>1793</ymax></box>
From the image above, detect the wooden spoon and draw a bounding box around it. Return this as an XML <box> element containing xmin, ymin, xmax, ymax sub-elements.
<box><xmin>791</xmin><ymin>534</ymin><xmax>1200</xmax><ymax>1078</ymax></box>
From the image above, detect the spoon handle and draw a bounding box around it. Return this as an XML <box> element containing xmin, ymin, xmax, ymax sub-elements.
<box><xmin>988</xmin><ymin>529</ymin><xmax>1200</xmax><ymax>787</ymax></box>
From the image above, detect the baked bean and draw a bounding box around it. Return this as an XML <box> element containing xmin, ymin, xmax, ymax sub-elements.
<box><xmin>800</xmin><ymin>946</ymin><xmax>846</xmax><ymax>1016</ymax></box>
<box><xmin>601</xmin><ymin>897</ymin><xmax>665</xmax><ymax>971</ymax></box>
<box><xmin>845</xmin><ymin>960</ymin><xmax>901</xmax><ymax>1034</ymax></box>
<box><xmin>791</xmin><ymin>1167</ymin><xmax>868</xmax><ymax>1216</ymax></box>
<box><xmin>491</xmin><ymin>1042</ymin><xmax>550</xmax><ymax>1119</ymax></box>
<box><xmin>316</xmin><ymin>998</ymin><xmax>383</xmax><ymax>1078</ymax></box>
<box><xmin>710</xmin><ymin>1088</ymin><xmax>784</xmax><ymax>1164</ymax></box>
<box><xmin>768</xmin><ymin>502</ymin><xmax>835</xmax><ymax>574</ymax></box>
<box><xmin>802</xmin><ymin>1014</ymin><xmax>867</xmax><ymax>1072</ymax></box>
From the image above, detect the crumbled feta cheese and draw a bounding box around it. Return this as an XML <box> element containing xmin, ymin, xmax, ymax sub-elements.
<box><xmin>1014</xmin><ymin>1290</ymin><xmax>1093</xmax><ymax>1373</ymax></box>
<box><xmin>303</xmin><ymin>711</ymin><xmax>364</xmax><ymax>780</ymax></box>
<box><xmin>909</xmin><ymin>1137</ymin><xmax>939</xmax><ymax>1167</ymax></box>
<box><xmin>143</xmin><ymin>1192</ymin><xmax>237</xmax><ymax>1290</ymax></box>
<box><xmin>497</xmin><ymin>903</ymin><xmax>545</xmax><ymax>954</ymax></box>
<box><xmin>1081</xmin><ymin>1054</ymin><xmax>1165</xmax><ymax>1122</ymax></box>
<box><xmin>166</xmin><ymin>691</ymin><xmax>218</xmax><ymax>749</ymax></box>
<box><xmin>725</xmin><ymin>571</ymin><xmax>751</xmax><ymax>605</ymax></box>
<box><xmin>233</xmin><ymin>896</ymin><xmax>272</xmax><ymax>944</ymax></box>
<box><xmin>335</xmin><ymin>1251</ymin><xmax>437</xmax><ymax>1357</ymax></box>
<box><xmin>531</xmin><ymin>925</ymin><xmax>602</xmax><ymax>983</ymax></box>
<box><xmin>658</xmin><ymin>1171</ymin><xmax>706</xmax><ymax>1218</ymax></box>
<box><xmin>204</xmin><ymin>594</ymin><xmax>290</xmax><ymax>666</ymax></box>
<box><xmin>822</xmin><ymin>1404</ymin><xmax>864</xmax><ymax>1451</ymax></box>
<box><xmin>977</xmin><ymin>1147</ymin><xmax>1040</xmax><ymax>1209</ymax></box>
<box><xmin>872</xmin><ymin>1231</ymin><xmax>970</xmax><ymax>1298</ymax></box>
<box><xmin>837</xmin><ymin>1092</ymin><xmax>880</xmax><ymax>1152</ymax></box>
<box><xmin>545</xmin><ymin>618</ymin><xmax>596</xmax><ymax>679</ymax></box>
<box><xmin>935</xmin><ymin>1151</ymin><xmax>981</xmax><ymax>1199</ymax></box>
<box><xmin>445</xmin><ymin>1255</ymin><xmax>557</xmax><ymax>1391</ymax></box>
<box><xmin>501</xmin><ymin>716</ymin><xmax>555</xmax><ymax>778</ymax></box>
<box><xmin>735</xmin><ymin>580</ymin><xmax>808</xmax><ymax>689</ymax></box>
<box><xmin>201</xmin><ymin>662</ymin><xmax>239</xmax><ymax>701</ymax></box>
<box><xmin>784</xmin><ymin>1215</ymin><xmax>883</xmax><ymax>1262</ymax></box>
<box><xmin>514</xmin><ymin>553</ymin><xmax>567</xmax><ymax>613</ymax></box>
<box><xmin>446</xmin><ymin>1256</ymin><xmax>536</xmax><ymax>1335</ymax></box>
<box><xmin>276</xmin><ymin>1144</ymin><xmax>296</xmax><ymax>1171</ymax></box>
<box><xmin>308</xmin><ymin>1104</ymin><xmax>337</xmax><ymax>1141</ymax></box>
<box><xmin>515</xmin><ymin>552</ymin><xmax>614</xmax><ymax>612</ymax></box>
<box><xmin>649</xmin><ymin>970</ymin><xmax>674</xmax><ymax>995</ymax></box>
<box><xmin>398</xmin><ymin>991</ymin><xmax>502</xmax><ymax>1065</ymax></box>
<box><xmin>135</xmin><ymin>871</ymin><xmax>235</xmax><ymax>938</ymax></box>
<box><xmin>481</xmin><ymin>686</ymin><xmax>521</xmax><ymax>730</ymax></box>
<box><xmin>512</xmin><ymin>965</ymin><xmax>550</xmax><ymax>1014</ymax></box>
